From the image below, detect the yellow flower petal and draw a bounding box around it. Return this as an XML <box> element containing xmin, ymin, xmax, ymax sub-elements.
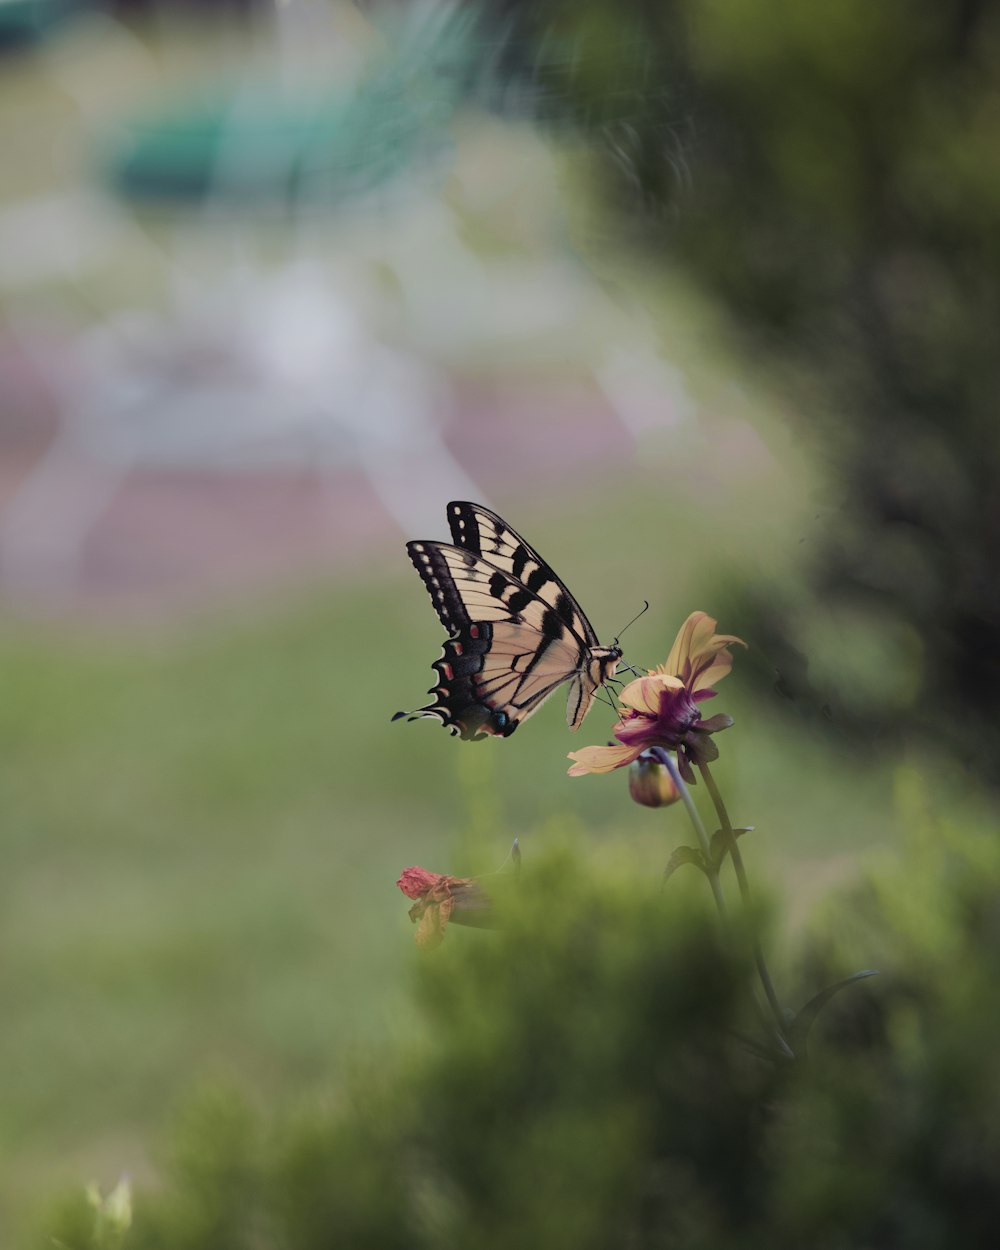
<box><xmin>619</xmin><ymin>672</ymin><xmax>681</xmax><ymax>714</ymax></box>
<box><xmin>662</xmin><ymin>611</ymin><xmax>745</xmax><ymax>691</ymax></box>
<box><xmin>664</xmin><ymin>611</ymin><xmax>710</xmax><ymax>680</ymax></box>
<box><xmin>567</xmin><ymin>743</ymin><xmax>642</xmax><ymax>775</ymax></box>
<box><xmin>690</xmin><ymin>636</ymin><xmax>744</xmax><ymax>691</ymax></box>
<box><xmin>691</xmin><ymin>650</ymin><xmax>734</xmax><ymax>692</ymax></box>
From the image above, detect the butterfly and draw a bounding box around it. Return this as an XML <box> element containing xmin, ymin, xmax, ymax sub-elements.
<box><xmin>395</xmin><ymin>501</ymin><xmax>622</xmax><ymax>741</ymax></box>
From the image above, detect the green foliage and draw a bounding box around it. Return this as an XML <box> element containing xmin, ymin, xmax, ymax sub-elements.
<box><xmin>784</xmin><ymin>773</ymin><xmax>1000</xmax><ymax>1247</ymax></box>
<box><xmin>38</xmin><ymin>824</ymin><xmax>1000</xmax><ymax>1249</ymax></box>
<box><xmin>0</xmin><ymin>490</ymin><xmax>915</xmax><ymax>1243</ymax></box>
<box><xmin>485</xmin><ymin>0</ymin><xmax>1000</xmax><ymax>775</ymax></box>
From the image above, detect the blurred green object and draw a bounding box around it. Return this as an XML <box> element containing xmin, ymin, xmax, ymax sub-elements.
<box><xmin>1</xmin><ymin>486</ymin><xmax>907</xmax><ymax>1245</ymax></box>
<box><xmin>108</xmin><ymin>83</ymin><xmax>448</xmax><ymax>207</ymax></box>
<box><xmin>106</xmin><ymin>5</ymin><xmax>480</xmax><ymax>207</ymax></box>
<box><xmin>39</xmin><ymin>814</ymin><xmax>1000</xmax><ymax>1250</ymax></box>
<box><xmin>473</xmin><ymin>0</ymin><xmax>1000</xmax><ymax>779</ymax></box>
<box><xmin>0</xmin><ymin>0</ymin><xmax>87</xmax><ymax>45</ymax></box>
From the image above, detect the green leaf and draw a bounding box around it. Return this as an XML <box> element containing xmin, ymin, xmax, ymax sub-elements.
<box><xmin>788</xmin><ymin>970</ymin><xmax>879</xmax><ymax>1054</ymax></box>
<box><xmin>663</xmin><ymin>846</ymin><xmax>709</xmax><ymax>882</ymax></box>
<box><xmin>710</xmin><ymin>826</ymin><xmax>754</xmax><ymax>868</ymax></box>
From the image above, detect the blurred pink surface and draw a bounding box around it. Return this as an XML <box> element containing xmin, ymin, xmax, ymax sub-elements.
<box><xmin>0</xmin><ymin>335</ymin><xmax>629</xmax><ymax>623</ymax></box>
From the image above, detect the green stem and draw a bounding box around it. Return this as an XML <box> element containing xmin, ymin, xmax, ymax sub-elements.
<box><xmin>697</xmin><ymin>761</ymin><xmax>787</xmax><ymax>1038</ymax></box>
<box><xmin>654</xmin><ymin>748</ymin><xmax>728</xmax><ymax>922</ymax></box>
<box><xmin>656</xmin><ymin>748</ymin><xmax>785</xmax><ymax>1053</ymax></box>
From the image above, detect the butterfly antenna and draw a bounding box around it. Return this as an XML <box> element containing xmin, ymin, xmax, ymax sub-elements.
<box><xmin>612</xmin><ymin>600</ymin><xmax>650</xmax><ymax>649</ymax></box>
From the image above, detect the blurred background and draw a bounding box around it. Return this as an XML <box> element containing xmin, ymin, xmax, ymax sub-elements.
<box><xmin>1</xmin><ymin>0</ymin><xmax>998</xmax><ymax>1241</ymax></box>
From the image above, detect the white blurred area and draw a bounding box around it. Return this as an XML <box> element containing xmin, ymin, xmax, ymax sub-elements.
<box><xmin>0</xmin><ymin>0</ymin><xmax>699</xmax><ymax>619</ymax></box>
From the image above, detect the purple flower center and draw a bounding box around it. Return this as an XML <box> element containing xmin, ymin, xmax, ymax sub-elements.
<box><xmin>614</xmin><ymin>683</ymin><xmax>705</xmax><ymax>750</ymax></box>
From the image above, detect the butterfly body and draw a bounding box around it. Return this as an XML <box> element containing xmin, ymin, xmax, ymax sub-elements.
<box><xmin>400</xmin><ymin>502</ymin><xmax>621</xmax><ymax>741</ymax></box>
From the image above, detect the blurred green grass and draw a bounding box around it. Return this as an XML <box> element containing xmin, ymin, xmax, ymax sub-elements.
<box><xmin>1</xmin><ymin>476</ymin><xmax>977</xmax><ymax>1242</ymax></box>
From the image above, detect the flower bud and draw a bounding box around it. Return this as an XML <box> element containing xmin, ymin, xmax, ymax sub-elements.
<box><xmin>628</xmin><ymin>751</ymin><xmax>681</xmax><ymax>808</ymax></box>
<box><xmin>397</xmin><ymin>866</ymin><xmax>496</xmax><ymax>947</ymax></box>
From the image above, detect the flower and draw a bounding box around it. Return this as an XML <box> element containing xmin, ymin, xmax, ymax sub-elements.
<box><xmin>628</xmin><ymin>750</ymin><xmax>681</xmax><ymax>807</ymax></box>
<box><xmin>396</xmin><ymin>866</ymin><xmax>494</xmax><ymax>948</ymax></box>
<box><xmin>568</xmin><ymin>611</ymin><xmax>744</xmax><ymax>783</ymax></box>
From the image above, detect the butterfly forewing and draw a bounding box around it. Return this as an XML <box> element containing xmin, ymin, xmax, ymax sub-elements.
<box><xmin>447</xmin><ymin>501</ymin><xmax>601</xmax><ymax>647</ymax></box>
<box><xmin>407</xmin><ymin>541</ymin><xmax>568</xmax><ymax>635</ymax></box>
<box><xmin>401</xmin><ymin>503</ymin><xmax>620</xmax><ymax>740</ymax></box>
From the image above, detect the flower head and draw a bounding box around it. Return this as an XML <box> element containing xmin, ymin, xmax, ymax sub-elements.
<box><xmin>568</xmin><ymin>612</ymin><xmax>744</xmax><ymax>783</ymax></box>
<box><xmin>397</xmin><ymin>866</ymin><xmax>493</xmax><ymax>948</ymax></box>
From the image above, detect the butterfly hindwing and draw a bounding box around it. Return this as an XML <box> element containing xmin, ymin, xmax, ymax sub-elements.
<box><xmin>401</xmin><ymin>504</ymin><xmax>621</xmax><ymax>740</ymax></box>
<box><xmin>418</xmin><ymin>620</ymin><xmax>587</xmax><ymax>740</ymax></box>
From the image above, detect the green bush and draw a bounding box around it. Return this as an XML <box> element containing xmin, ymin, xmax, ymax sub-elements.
<box><xmin>40</xmin><ymin>812</ymin><xmax>1000</xmax><ymax>1250</ymax></box>
<box><xmin>476</xmin><ymin>0</ymin><xmax>1000</xmax><ymax>773</ymax></box>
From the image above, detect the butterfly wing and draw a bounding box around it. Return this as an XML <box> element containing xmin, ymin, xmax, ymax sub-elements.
<box><xmin>446</xmin><ymin>503</ymin><xmax>620</xmax><ymax>733</ymax></box>
<box><xmin>446</xmin><ymin>501</ymin><xmax>601</xmax><ymax>647</ymax></box>
<box><xmin>403</xmin><ymin>524</ymin><xmax>618</xmax><ymax>740</ymax></box>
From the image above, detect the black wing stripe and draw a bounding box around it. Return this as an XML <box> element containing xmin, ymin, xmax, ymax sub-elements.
<box><xmin>407</xmin><ymin>541</ymin><xmax>577</xmax><ymax>637</ymax></box>
<box><xmin>447</xmin><ymin>501</ymin><xmax>600</xmax><ymax>647</ymax></box>
<box><xmin>525</xmin><ymin>566</ymin><xmax>555</xmax><ymax>595</ymax></box>
<box><xmin>421</xmin><ymin>626</ymin><xmax>510</xmax><ymax>741</ymax></box>
<box><xmin>407</xmin><ymin>543</ymin><xmax>524</xmax><ymax>629</ymax></box>
<box><xmin>567</xmin><ymin>675</ymin><xmax>586</xmax><ymax>727</ymax></box>
<box><xmin>482</xmin><ymin>675</ymin><xmax>568</xmax><ymax>709</ymax></box>
<box><xmin>407</xmin><ymin>541</ymin><xmax>469</xmax><ymax>632</ymax></box>
<box><xmin>404</xmin><ymin>616</ymin><xmax>588</xmax><ymax>741</ymax></box>
<box><xmin>409</xmin><ymin>622</ymin><xmax>559</xmax><ymax>741</ymax></box>
<box><xmin>554</xmin><ymin>591</ymin><xmax>578</xmax><ymax>628</ymax></box>
<box><xmin>403</xmin><ymin>506</ymin><xmax>616</xmax><ymax>741</ymax></box>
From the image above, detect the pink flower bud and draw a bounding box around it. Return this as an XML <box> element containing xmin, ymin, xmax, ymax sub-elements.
<box><xmin>628</xmin><ymin>752</ymin><xmax>681</xmax><ymax>808</ymax></box>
